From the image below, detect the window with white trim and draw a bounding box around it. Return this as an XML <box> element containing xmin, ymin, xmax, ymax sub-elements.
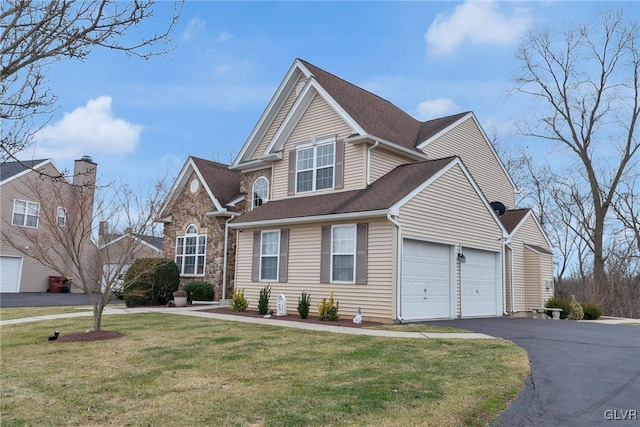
<box><xmin>175</xmin><ymin>224</ymin><xmax>207</xmax><ymax>276</ymax></box>
<box><xmin>12</xmin><ymin>200</ymin><xmax>39</xmax><ymax>228</ymax></box>
<box><xmin>296</xmin><ymin>139</ymin><xmax>335</xmax><ymax>193</ymax></box>
<box><xmin>57</xmin><ymin>207</ymin><xmax>66</xmax><ymax>226</ymax></box>
<box><xmin>252</xmin><ymin>176</ymin><xmax>269</xmax><ymax>209</ymax></box>
<box><xmin>260</xmin><ymin>230</ymin><xmax>280</xmax><ymax>281</ymax></box>
<box><xmin>331</xmin><ymin>225</ymin><xmax>356</xmax><ymax>283</ymax></box>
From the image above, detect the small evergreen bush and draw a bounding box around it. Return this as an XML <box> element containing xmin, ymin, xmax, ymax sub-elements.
<box><xmin>545</xmin><ymin>297</ymin><xmax>571</xmax><ymax>319</ymax></box>
<box><xmin>317</xmin><ymin>292</ymin><xmax>339</xmax><ymax>321</ymax></box>
<box><xmin>258</xmin><ymin>285</ymin><xmax>271</xmax><ymax>315</ymax></box>
<box><xmin>232</xmin><ymin>288</ymin><xmax>248</xmax><ymax>311</ymax></box>
<box><xmin>183</xmin><ymin>281</ymin><xmax>214</xmax><ymax>302</ymax></box>
<box><xmin>582</xmin><ymin>302</ymin><xmax>602</xmax><ymax>320</ymax></box>
<box><xmin>297</xmin><ymin>291</ymin><xmax>311</xmax><ymax>319</ymax></box>
<box><xmin>568</xmin><ymin>295</ymin><xmax>584</xmax><ymax>320</ymax></box>
<box><xmin>123</xmin><ymin>258</ymin><xmax>180</xmax><ymax>307</ymax></box>
<box><xmin>152</xmin><ymin>259</ymin><xmax>180</xmax><ymax>305</ymax></box>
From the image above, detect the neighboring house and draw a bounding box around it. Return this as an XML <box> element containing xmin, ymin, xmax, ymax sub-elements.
<box><xmin>166</xmin><ymin>58</ymin><xmax>554</xmax><ymax>322</ymax></box>
<box><xmin>0</xmin><ymin>157</ymin><xmax>97</xmax><ymax>293</ymax></box>
<box><xmin>158</xmin><ymin>157</ymin><xmax>242</xmax><ymax>300</ymax></box>
<box><xmin>98</xmin><ymin>221</ymin><xmax>164</xmax><ymax>293</ymax></box>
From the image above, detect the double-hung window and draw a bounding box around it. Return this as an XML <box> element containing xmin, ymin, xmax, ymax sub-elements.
<box><xmin>12</xmin><ymin>200</ymin><xmax>39</xmax><ymax>228</ymax></box>
<box><xmin>175</xmin><ymin>224</ymin><xmax>207</xmax><ymax>276</ymax></box>
<box><xmin>331</xmin><ymin>225</ymin><xmax>356</xmax><ymax>283</ymax></box>
<box><xmin>260</xmin><ymin>230</ymin><xmax>280</xmax><ymax>281</ymax></box>
<box><xmin>296</xmin><ymin>138</ymin><xmax>335</xmax><ymax>193</ymax></box>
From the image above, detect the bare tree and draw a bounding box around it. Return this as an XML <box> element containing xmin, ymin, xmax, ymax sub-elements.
<box><xmin>1</xmin><ymin>0</ymin><xmax>182</xmax><ymax>161</ymax></box>
<box><xmin>513</xmin><ymin>8</ymin><xmax>640</xmax><ymax>289</ymax></box>
<box><xmin>1</xmin><ymin>171</ymin><xmax>168</xmax><ymax>331</ymax></box>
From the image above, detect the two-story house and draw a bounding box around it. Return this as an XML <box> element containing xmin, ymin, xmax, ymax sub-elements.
<box><xmin>0</xmin><ymin>156</ymin><xmax>97</xmax><ymax>293</ymax></box>
<box><xmin>162</xmin><ymin>58</ymin><xmax>553</xmax><ymax>321</ymax></box>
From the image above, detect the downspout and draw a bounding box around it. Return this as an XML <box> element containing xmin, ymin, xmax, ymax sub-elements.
<box><xmin>506</xmin><ymin>241</ymin><xmax>514</xmax><ymax>314</ymax></box>
<box><xmin>387</xmin><ymin>213</ymin><xmax>403</xmax><ymax>323</ymax></box>
<box><xmin>366</xmin><ymin>141</ymin><xmax>379</xmax><ymax>185</ymax></box>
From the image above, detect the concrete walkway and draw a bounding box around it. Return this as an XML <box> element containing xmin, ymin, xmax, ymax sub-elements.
<box><xmin>0</xmin><ymin>305</ymin><xmax>494</xmax><ymax>339</ymax></box>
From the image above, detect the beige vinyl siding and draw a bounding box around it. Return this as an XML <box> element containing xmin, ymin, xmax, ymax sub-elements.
<box><xmin>234</xmin><ymin>218</ymin><xmax>396</xmax><ymax>321</ymax></box>
<box><xmin>369</xmin><ymin>148</ymin><xmax>414</xmax><ymax>183</ymax></box>
<box><xmin>541</xmin><ymin>253</ymin><xmax>554</xmax><ymax>303</ymax></box>
<box><xmin>421</xmin><ymin>117</ymin><xmax>515</xmax><ymax>208</ymax></box>
<box><xmin>509</xmin><ymin>215</ymin><xmax>553</xmax><ymax>311</ymax></box>
<box><xmin>249</xmin><ymin>76</ymin><xmax>307</xmax><ymax>162</ymax></box>
<box><xmin>399</xmin><ymin>164</ymin><xmax>503</xmax><ymax>317</ymax></box>
<box><xmin>271</xmin><ymin>95</ymin><xmax>365</xmax><ymax>200</ymax></box>
<box><xmin>524</xmin><ymin>248</ymin><xmax>542</xmax><ymax>308</ymax></box>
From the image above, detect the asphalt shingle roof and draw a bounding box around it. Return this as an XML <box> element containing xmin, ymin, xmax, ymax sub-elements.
<box><xmin>191</xmin><ymin>157</ymin><xmax>241</xmax><ymax>207</ymax></box>
<box><xmin>499</xmin><ymin>209</ymin><xmax>531</xmax><ymax>234</ymax></box>
<box><xmin>0</xmin><ymin>159</ymin><xmax>48</xmax><ymax>182</ymax></box>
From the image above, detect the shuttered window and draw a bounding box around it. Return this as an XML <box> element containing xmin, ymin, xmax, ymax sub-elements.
<box><xmin>321</xmin><ymin>223</ymin><xmax>368</xmax><ymax>285</ymax></box>
<box><xmin>252</xmin><ymin>229</ymin><xmax>289</xmax><ymax>282</ymax></box>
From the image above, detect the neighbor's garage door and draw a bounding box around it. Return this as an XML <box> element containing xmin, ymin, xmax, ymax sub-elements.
<box><xmin>401</xmin><ymin>239</ymin><xmax>453</xmax><ymax>320</ymax></box>
<box><xmin>1</xmin><ymin>256</ymin><xmax>22</xmax><ymax>293</ymax></box>
<box><xmin>460</xmin><ymin>248</ymin><xmax>499</xmax><ymax>317</ymax></box>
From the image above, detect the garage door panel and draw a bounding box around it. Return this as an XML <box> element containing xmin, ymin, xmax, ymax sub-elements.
<box><xmin>402</xmin><ymin>240</ymin><xmax>452</xmax><ymax>320</ymax></box>
<box><xmin>461</xmin><ymin>248</ymin><xmax>498</xmax><ymax>317</ymax></box>
<box><xmin>1</xmin><ymin>256</ymin><xmax>22</xmax><ymax>293</ymax></box>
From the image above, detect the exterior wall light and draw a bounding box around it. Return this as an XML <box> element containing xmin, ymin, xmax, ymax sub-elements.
<box><xmin>457</xmin><ymin>252</ymin><xmax>466</xmax><ymax>263</ymax></box>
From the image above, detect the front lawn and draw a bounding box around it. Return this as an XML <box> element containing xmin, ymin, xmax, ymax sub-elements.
<box><xmin>0</xmin><ymin>313</ymin><xmax>529</xmax><ymax>426</ymax></box>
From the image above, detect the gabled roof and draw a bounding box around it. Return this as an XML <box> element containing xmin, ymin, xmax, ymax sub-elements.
<box><xmin>500</xmin><ymin>209</ymin><xmax>531</xmax><ymax>234</ymax></box>
<box><xmin>525</xmin><ymin>244</ymin><xmax>553</xmax><ymax>255</ymax></box>
<box><xmin>159</xmin><ymin>156</ymin><xmax>241</xmax><ymax>219</ymax></box>
<box><xmin>0</xmin><ymin>159</ymin><xmax>59</xmax><ymax>185</ymax></box>
<box><xmin>231</xmin><ymin>156</ymin><xmax>466</xmax><ymax>227</ymax></box>
<box><xmin>99</xmin><ymin>233</ymin><xmax>163</xmax><ymax>252</ymax></box>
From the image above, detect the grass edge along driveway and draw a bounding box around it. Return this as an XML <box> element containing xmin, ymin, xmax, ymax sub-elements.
<box><xmin>1</xmin><ymin>313</ymin><xmax>529</xmax><ymax>426</ymax></box>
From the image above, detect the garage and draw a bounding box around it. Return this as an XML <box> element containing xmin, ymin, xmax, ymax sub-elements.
<box><xmin>401</xmin><ymin>239</ymin><xmax>454</xmax><ymax>320</ymax></box>
<box><xmin>1</xmin><ymin>256</ymin><xmax>22</xmax><ymax>293</ymax></box>
<box><xmin>460</xmin><ymin>248</ymin><xmax>500</xmax><ymax>317</ymax></box>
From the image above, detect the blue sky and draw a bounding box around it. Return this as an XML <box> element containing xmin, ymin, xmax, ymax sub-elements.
<box><xmin>18</xmin><ymin>1</ymin><xmax>637</xmax><ymax>187</ymax></box>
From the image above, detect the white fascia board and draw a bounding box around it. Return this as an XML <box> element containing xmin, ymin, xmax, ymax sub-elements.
<box><xmin>206</xmin><ymin>211</ymin><xmax>241</xmax><ymax>218</ymax></box>
<box><xmin>509</xmin><ymin>209</ymin><xmax>553</xmax><ymax>248</ymax></box>
<box><xmin>158</xmin><ymin>158</ymin><xmax>195</xmax><ymax>216</ymax></box>
<box><xmin>192</xmin><ymin>166</ymin><xmax>225</xmax><ymax>212</ymax></box>
<box><xmin>229</xmin><ymin>209</ymin><xmax>389</xmax><ymax>229</ymax></box>
<box><xmin>389</xmin><ymin>157</ymin><xmax>507</xmax><ymax>234</ymax></box>
<box><xmin>0</xmin><ymin>159</ymin><xmax>60</xmax><ymax>186</ymax></box>
<box><xmin>233</xmin><ymin>62</ymin><xmax>304</xmax><ymax>166</ymax></box>
<box><xmin>226</xmin><ymin>194</ymin><xmax>245</xmax><ymax>207</ymax></box>
<box><xmin>345</xmin><ymin>134</ymin><xmax>428</xmax><ymax>160</ymax></box>
<box><xmin>416</xmin><ymin>112</ymin><xmax>473</xmax><ymax>150</ymax></box>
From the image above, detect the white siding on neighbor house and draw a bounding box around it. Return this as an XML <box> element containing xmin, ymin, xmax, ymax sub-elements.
<box><xmin>369</xmin><ymin>148</ymin><xmax>415</xmax><ymax>183</ymax></box>
<box><xmin>234</xmin><ymin>218</ymin><xmax>396</xmax><ymax>321</ymax></box>
<box><xmin>420</xmin><ymin>117</ymin><xmax>515</xmax><ymax>208</ymax></box>
<box><xmin>271</xmin><ymin>94</ymin><xmax>365</xmax><ymax>200</ymax></box>
<box><xmin>399</xmin><ymin>164</ymin><xmax>503</xmax><ymax>317</ymax></box>
<box><xmin>249</xmin><ymin>76</ymin><xmax>307</xmax><ymax>162</ymax></box>
<box><xmin>509</xmin><ymin>215</ymin><xmax>553</xmax><ymax>312</ymax></box>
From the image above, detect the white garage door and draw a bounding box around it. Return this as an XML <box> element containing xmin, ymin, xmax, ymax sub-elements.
<box><xmin>401</xmin><ymin>239</ymin><xmax>453</xmax><ymax>320</ymax></box>
<box><xmin>460</xmin><ymin>248</ymin><xmax>499</xmax><ymax>317</ymax></box>
<box><xmin>1</xmin><ymin>256</ymin><xmax>22</xmax><ymax>293</ymax></box>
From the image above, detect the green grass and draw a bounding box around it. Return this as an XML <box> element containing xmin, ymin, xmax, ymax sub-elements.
<box><xmin>1</xmin><ymin>313</ymin><xmax>529</xmax><ymax>426</ymax></box>
<box><xmin>0</xmin><ymin>306</ymin><xmax>92</xmax><ymax>320</ymax></box>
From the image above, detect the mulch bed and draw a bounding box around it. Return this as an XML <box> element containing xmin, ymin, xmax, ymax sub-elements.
<box><xmin>56</xmin><ymin>330</ymin><xmax>125</xmax><ymax>343</ymax></box>
<box><xmin>204</xmin><ymin>307</ymin><xmax>382</xmax><ymax>328</ymax></box>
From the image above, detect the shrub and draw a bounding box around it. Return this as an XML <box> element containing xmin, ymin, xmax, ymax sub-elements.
<box><xmin>545</xmin><ymin>297</ymin><xmax>571</xmax><ymax>319</ymax></box>
<box><xmin>317</xmin><ymin>292</ymin><xmax>339</xmax><ymax>321</ymax></box>
<box><xmin>257</xmin><ymin>285</ymin><xmax>271</xmax><ymax>315</ymax></box>
<box><xmin>582</xmin><ymin>302</ymin><xmax>602</xmax><ymax>320</ymax></box>
<box><xmin>183</xmin><ymin>281</ymin><xmax>214</xmax><ymax>302</ymax></box>
<box><xmin>297</xmin><ymin>291</ymin><xmax>311</xmax><ymax>319</ymax></box>
<box><xmin>232</xmin><ymin>288</ymin><xmax>248</xmax><ymax>311</ymax></box>
<box><xmin>123</xmin><ymin>258</ymin><xmax>180</xmax><ymax>307</ymax></box>
<box><xmin>568</xmin><ymin>295</ymin><xmax>584</xmax><ymax>320</ymax></box>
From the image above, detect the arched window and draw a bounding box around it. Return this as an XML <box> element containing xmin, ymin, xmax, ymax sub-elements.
<box><xmin>175</xmin><ymin>224</ymin><xmax>207</xmax><ymax>276</ymax></box>
<box><xmin>252</xmin><ymin>176</ymin><xmax>269</xmax><ymax>209</ymax></box>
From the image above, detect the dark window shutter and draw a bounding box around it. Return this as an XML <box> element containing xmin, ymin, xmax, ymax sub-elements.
<box><xmin>320</xmin><ymin>225</ymin><xmax>331</xmax><ymax>283</ymax></box>
<box><xmin>252</xmin><ymin>231</ymin><xmax>260</xmax><ymax>282</ymax></box>
<box><xmin>334</xmin><ymin>139</ymin><xmax>344</xmax><ymax>190</ymax></box>
<box><xmin>356</xmin><ymin>223</ymin><xmax>368</xmax><ymax>284</ymax></box>
<box><xmin>279</xmin><ymin>229</ymin><xmax>289</xmax><ymax>283</ymax></box>
<box><xmin>288</xmin><ymin>149</ymin><xmax>297</xmax><ymax>196</ymax></box>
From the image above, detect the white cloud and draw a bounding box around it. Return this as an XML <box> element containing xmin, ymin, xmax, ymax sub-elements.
<box><xmin>34</xmin><ymin>96</ymin><xmax>143</xmax><ymax>160</ymax></box>
<box><xmin>182</xmin><ymin>17</ymin><xmax>206</xmax><ymax>40</ymax></box>
<box><xmin>415</xmin><ymin>98</ymin><xmax>458</xmax><ymax>120</ymax></box>
<box><xmin>425</xmin><ymin>1</ymin><xmax>531</xmax><ymax>57</ymax></box>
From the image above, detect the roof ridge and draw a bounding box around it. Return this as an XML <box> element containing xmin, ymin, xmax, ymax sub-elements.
<box><xmin>191</xmin><ymin>156</ymin><xmax>231</xmax><ymax>168</ymax></box>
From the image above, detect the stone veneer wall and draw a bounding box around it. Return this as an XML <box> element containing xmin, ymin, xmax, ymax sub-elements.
<box><xmin>239</xmin><ymin>168</ymin><xmax>273</xmax><ymax>210</ymax></box>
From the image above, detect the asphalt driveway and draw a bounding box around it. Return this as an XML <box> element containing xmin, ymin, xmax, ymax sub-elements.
<box><xmin>428</xmin><ymin>317</ymin><xmax>640</xmax><ymax>426</ymax></box>
<box><xmin>0</xmin><ymin>292</ymin><xmax>124</xmax><ymax>307</ymax></box>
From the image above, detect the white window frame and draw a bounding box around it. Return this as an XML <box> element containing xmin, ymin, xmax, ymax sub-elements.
<box><xmin>12</xmin><ymin>199</ymin><xmax>40</xmax><ymax>228</ymax></box>
<box><xmin>175</xmin><ymin>224</ymin><xmax>207</xmax><ymax>276</ymax></box>
<box><xmin>252</xmin><ymin>176</ymin><xmax>269</xmax><ymax>209</ymax></box>
<box><xmin>57</xmin><ymin>207</ymin><xmax>66</xmax><ymax>226</ymax></box>
<box><xmin>295</xmin><ymin>137</ymin><xmax>335</xmax><ymax>193</ymax></box>
<box><xmin>331</xmin><ymin>224</ymin><xmax>356</xmax><ymax>284</ymax></box>
<box><xmin>260</xmin><ymin>230</ymin><xmax>280</xmax><ymax>281</ymax></box>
